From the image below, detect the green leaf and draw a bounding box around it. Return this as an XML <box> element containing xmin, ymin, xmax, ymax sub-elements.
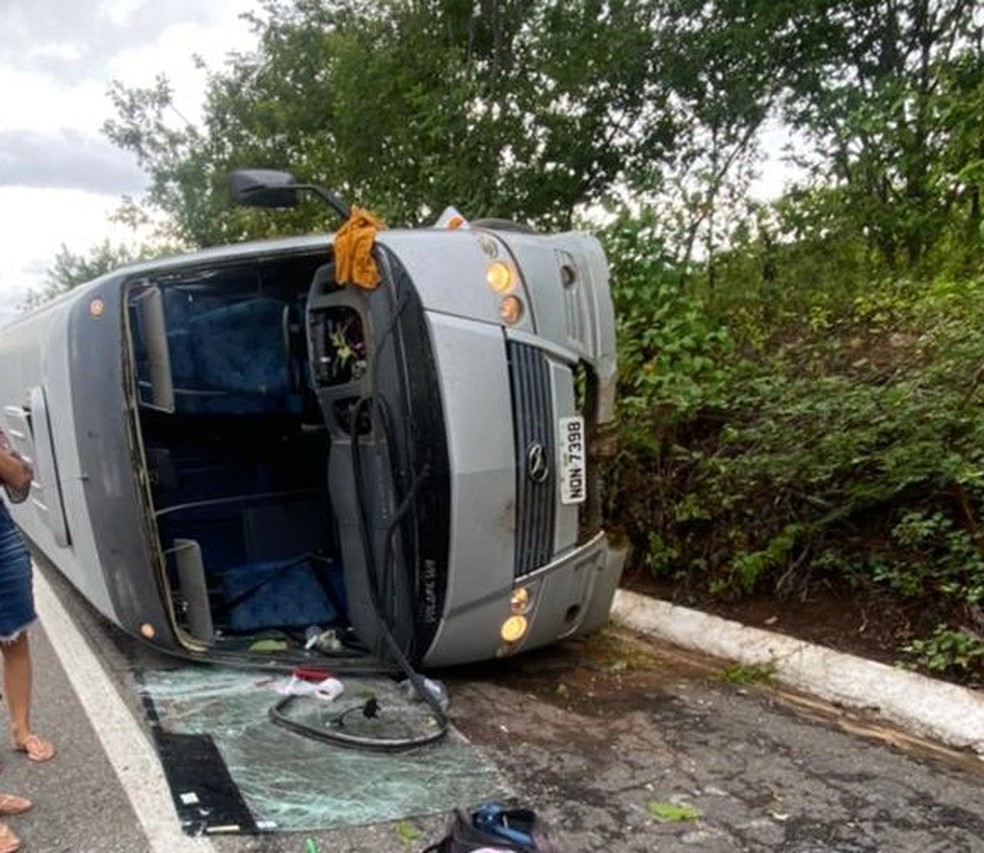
<box><xmin>394</xmin><ymin>821</ymin><xmax>421</xmax><ymax>846</ymax></box>
<box><xmin>647</xmin><ymin>801</ymin><xmax>701</xmax><ymax>822</ymax></box>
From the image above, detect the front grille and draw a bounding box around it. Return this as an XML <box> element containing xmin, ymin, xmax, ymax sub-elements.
<box><xmin>508</xmin><ymin>341</ymin><xmax>556</xmax><ymax>577</ymax></box>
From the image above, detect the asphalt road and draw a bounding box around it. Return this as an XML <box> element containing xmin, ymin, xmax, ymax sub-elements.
<box><xmin>6</xmin><ymin>561</ymin><xmax>984</xmax><ymax>853</ymax></box>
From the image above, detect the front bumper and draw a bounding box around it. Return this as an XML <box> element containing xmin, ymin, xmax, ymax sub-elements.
<box><xmin>422</xmin><ymin>532</ymin><xmax>625</xmax><ymax>667</ymax></box>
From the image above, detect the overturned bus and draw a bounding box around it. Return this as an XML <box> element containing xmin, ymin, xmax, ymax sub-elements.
<box><xmin>0</xmin><ymin>171</ymin><xmax>622</xmax><ymax>670</ymax></box>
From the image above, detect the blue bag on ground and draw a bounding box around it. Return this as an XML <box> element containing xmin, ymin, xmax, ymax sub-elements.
<box><xmin>421</xmin><ymin>802</ymin><xmax>556</xmax><ymax>852</ymax></box>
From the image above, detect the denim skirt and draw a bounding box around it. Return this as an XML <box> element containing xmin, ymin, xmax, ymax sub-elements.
<box><xmin>0</xmin><ymin>504</ymin><xmax>35</xmax><ymax>642</ymax></box>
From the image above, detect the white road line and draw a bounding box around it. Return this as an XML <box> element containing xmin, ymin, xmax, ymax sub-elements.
<box><xmin>34</xmin><ymin>566</ymin><xmax>217</xmax><ymax>853</ymax></box>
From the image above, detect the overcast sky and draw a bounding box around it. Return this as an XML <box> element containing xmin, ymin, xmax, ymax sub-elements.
<box><xmin>0</xmin><ymin>0</ymin><xmax>258</xmax><ymax>327</ymax></box>
<box><xmin>0</xmin><ymin>1</ymin><xmax>804</xmax><ymax>330</ymax></box>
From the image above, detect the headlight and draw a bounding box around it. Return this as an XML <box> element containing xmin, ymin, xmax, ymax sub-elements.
<box><xmin>500</xmin><ymin>615</ymin><xmax>528</xmax><ymax>643</ymax></box>
<box><xmin>486</xmin><ymin>261</ymin><xmax>516</xmax><ymax>294</ymax></box>
<box><xmin>499</xmin><ymin>295</ymin><xmax>523</xmax><ymax>325</ymax></box>
<box><xmin>510</xmin><ymin>586</ymin><xmax>531</xmax><ymax>614</ymax></box>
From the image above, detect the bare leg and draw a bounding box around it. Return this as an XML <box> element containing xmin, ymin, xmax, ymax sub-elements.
<box><xmin>0</xmin><ymin>819</ymin><xmax>20</xmax><ymax>852</ymax></box>
<box><xmin>1</xmin><ymin>634</ymin><xmax>51</xmax><ymax>762</ymax></box>
<box><xmin>1</xmin><ymin>635</ymin><xmax>31</xmax><ymax>748</ymax></box>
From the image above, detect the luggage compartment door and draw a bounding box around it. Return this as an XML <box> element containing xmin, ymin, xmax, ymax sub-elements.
<box><xmin>4</xmin><ymin>387</ymin><xmax>71</xmax><ymax>548</ymax></box>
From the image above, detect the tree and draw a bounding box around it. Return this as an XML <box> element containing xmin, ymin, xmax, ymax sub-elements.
<box><xmin>933</xmin><ymin>41</ymin><xmax>984</xmax><ymax>254</ymax></box>
<box><xmin>28</xmin><ymin>230</ymin><xmax>181</xmax><ymax>311</ymax></box>
<box><xmin>775</xmin><ymin>0</ymin><xmax>983</xmax><ymax>270</ymax></box>
<box><xmin>639</xmin><ymin>0</ymin><xmax>798</xmax><ymax>273</ymax></box>
<box><xmin>103</xmin><ymin>0</ymin><xmax>685</xmax><ymax>246</ymax></box>
<box><xmin>24</xmin><ymin>242</ymin><xmax>140</xmax><ymax>310</ymax></box>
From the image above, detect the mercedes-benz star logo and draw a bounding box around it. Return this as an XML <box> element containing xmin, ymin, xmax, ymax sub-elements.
<box><xmin>527</xmin><ymin>443</ymin><xmax>550</xmax><ymax>483</ymax></box>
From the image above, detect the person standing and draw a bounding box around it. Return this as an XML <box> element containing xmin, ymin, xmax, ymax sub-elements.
<box><xmin>0</xmin><ymin>428</ymin><xmax>46</xmax><ymax>851</ymax></box>
<box><xmin>0</xmin><ymin>430</ymin><xmax>54</xmax><ymax>763</ymax></box>
<box><xmin>0</xmin><ymin>430</ymin><xmax>55</xmax><ymax>853</ymax></box>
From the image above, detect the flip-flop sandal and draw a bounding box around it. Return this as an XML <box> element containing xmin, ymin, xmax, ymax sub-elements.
<box><xmin>0</xmin><ymin>820</ymin><xmax>20</xmax><ymax>853</ymax></box>
<box><xmin>13</xmin><ymin>733</ymin><xmax>54</xmax><ymax>763</ymax></box>
<box><xmin>0</xmin><ymin>796</ymin><xmax>30</xmax><ymax>817</ymax></box>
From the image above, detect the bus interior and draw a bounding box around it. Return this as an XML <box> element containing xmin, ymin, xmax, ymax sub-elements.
<box><xmin>125</xmin><ymin>252</ymin><xmax>367</xmax><ymax>657</ymax></box>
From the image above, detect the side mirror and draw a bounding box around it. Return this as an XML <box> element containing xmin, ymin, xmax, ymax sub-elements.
<box><xmin>230</xmin><ymin>169</ymin><xmax>299</xmax><ymax>208</ymax></box>
<box><xmin>229</xmin><ymin>169</ymin><xmax>351</xmax><ymax>221</ymax></box>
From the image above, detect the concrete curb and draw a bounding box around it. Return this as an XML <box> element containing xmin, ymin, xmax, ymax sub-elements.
<box><xmin>612</xmin><ymin>589</ymin><xmax>984</xmax><ymax>757</ymax></box>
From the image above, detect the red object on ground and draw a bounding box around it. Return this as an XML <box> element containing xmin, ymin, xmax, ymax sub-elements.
<box><xmin>292</xmin><ymin>668</ymin><xmax>333</xmax><ymax>683</ymax></box>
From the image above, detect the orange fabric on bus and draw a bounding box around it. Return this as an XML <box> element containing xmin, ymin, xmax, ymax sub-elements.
<box><xmin>334</xmin><ymin>206</ymin><xmax>385</xmax><ymax>289</ymax></box>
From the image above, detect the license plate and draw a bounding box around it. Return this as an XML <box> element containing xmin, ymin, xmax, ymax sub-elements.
<box><xmin>559</xmin><ymin>415</ymin><xmax>586</xmax><ymax>504</ymax></box>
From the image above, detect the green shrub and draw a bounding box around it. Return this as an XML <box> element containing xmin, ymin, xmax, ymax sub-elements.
<box><xmin>603</xmin><ymin>214</ymin><xmax>984</xmax><ymax>678</ymax></box>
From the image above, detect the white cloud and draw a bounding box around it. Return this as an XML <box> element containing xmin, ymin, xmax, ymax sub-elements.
<box><xmin>0</xmin><ymin>186</ymin><xmax>150</xmax><ymax>310</ymax></box>
<box><xmin>0</xmin><ymin>129</ymin><xmax>145</xmax><ymax>194</ymax></box>
<box><xmin>106</xmin><ymin>13</ymin><xmax>256</xmax><ymax>125</ymax></box>
<box><xmin>24</xmin><ymin>41</ymin><xmax>86</xmax><ymax>63</ymax></box>
<box><xmin>0</xmin><ymin>0</ymin><xmax>259</xmax><ymax>323</ymax></box>
<box><xmin>0</xmin><ymin>69</ymin><xmax>108</xmax><ymax>135</ymax></box>
<box><xmin>102</xmin><ymin>0</ymin><xmax>160</xmax><ymax>29</ymax></box>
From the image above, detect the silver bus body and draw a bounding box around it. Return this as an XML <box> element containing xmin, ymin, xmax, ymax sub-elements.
<box><xmin>0</xmin><ymin>222</ymin><xmax>622</xmax><ymax>668</ymax></box>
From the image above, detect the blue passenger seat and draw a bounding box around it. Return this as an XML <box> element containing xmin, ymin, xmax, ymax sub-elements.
<box><xmin>188</xmin><ymin>298</ymin><xmax>290</xmax><ymax>396</ymax></box>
